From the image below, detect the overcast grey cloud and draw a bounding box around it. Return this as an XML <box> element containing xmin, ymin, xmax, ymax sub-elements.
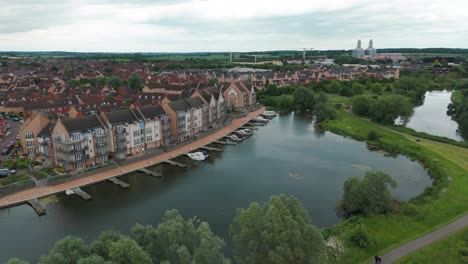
<box><xmin>0</xmin><ymin>0</ymin><xmax>466</xmax><ymax>51</ymax></box>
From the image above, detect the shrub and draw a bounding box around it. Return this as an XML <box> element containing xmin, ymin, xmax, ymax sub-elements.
<box><xmin>367</xmin><ymin>130</ymin><xmax>381</xmax><ymax>141</ymax></box>
<box><xmin>402</xmin><ymin>203</ymin><xmax>419</xmax><ymax>217</ymax></box>
<box><xmin>349</xmin><ymin>223</ymin><xmax>371</xmax><ymax>248</ymax></box>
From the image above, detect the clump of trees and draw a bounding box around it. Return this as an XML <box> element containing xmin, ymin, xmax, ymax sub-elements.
<box><xmin>448</xmin><ymin>89</ymin><xmax>468</xmax><ymax>138</ymax></box>
<box><xmin>128</xmin><ymin>73</ymin><xmax>144</xmax><ymax>91</ymax></box>
<box><xmin>8</xmin><ymin>196</ymin><xmax>331</xmax><ymax>264</ymax></box>
<box><xmin>95</xmin><ymin>76</ymin><xmax>124</xmax><ymax>88</ymax></box>
<box><xmin>230</xmin><ymin>195</ymin><xmax>328</xmax><ymax>264</ymax></box>
<box><xmin>352</xmin><ymin>95</ymin><xmax>413</xmax><ymax>125</ymax></box>
<box><xmin>341</xmin><ymin>171</ymin><xmax>397</xmax><ymax>215</ymax></box>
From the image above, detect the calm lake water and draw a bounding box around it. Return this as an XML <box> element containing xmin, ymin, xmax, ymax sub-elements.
<box><xmin>0</xmin><ymin>113</ymin><xmax>431</xmax><ymax>262</ymax></box>
<box><xmin>405</xmin><ymin>90</ymin><xmax>465</xmax><ymax>141</ymax></box>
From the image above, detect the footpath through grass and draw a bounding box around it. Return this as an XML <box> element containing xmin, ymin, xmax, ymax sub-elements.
<box><xmin>396</xmin><ymin>227</ymin><xmax>468</xmax><ymax>264</ymax></box>
<box><xmin>323</xmin><ymin>110</ymin><xmax>468</xmax><ymax>264</ymax></box>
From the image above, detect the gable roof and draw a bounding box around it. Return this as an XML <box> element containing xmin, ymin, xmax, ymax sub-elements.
<box><xmin>140</xmin><ymin>105</ymin><xmax>167</xmax><ymax>119</ymax></box>
<box><xmin>61</xmin><ymin>115</ymin><xmax>104</xmax><ymax>133</ymax></box>
<box><xmin>104</xmin><ymin>108</ymin><xmax>142</xmax><ymax>125</ymax></box>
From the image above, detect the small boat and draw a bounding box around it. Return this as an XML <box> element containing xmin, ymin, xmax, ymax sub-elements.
<box><xmin>65</xmin><ymin>189</ymin><xmax>75</xmax><ymax>196</ymax></box>
<box><xmin>262</xmin><ymin>111</ymin><xmax>277</xmax><ymax>119</ymax></box>
<box><xmin>187</xmin><ymin>152</ymin><xmax>207</xmax><ymax>161</ymax></box>
<box><xmin>235</xmin><ymin>129</ymin><xmax>250</xmax><ymax>137</ymax></box>
<box><xmin>227</xmin><ymin>134</ymin><xmax>242</xmax><ymax>142</ymax></box>
<box><xmin>253</xmin><ymin>116</ymin><xmax>269</xmax><ymax>123</ymax></box>
<box><xmin>242</xmin><ymin>128</ymin><xmax>253</xmax><ymax>135</ymax></box>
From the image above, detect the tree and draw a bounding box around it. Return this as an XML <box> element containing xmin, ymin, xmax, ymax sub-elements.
<box><xmin>348</xmin><ymin>223</ymin><xmax>371</xmax><ymax>248</ymax></box>
<box><xmin>230</xmin><ymin>195</ymin><xmax>328</xmax><ymax>264</ymax></box>
<box><xmin>127</xmin><ymin>73</ymin><xmax>144</xmax><ymax>91</ymax></box>
<box><xmin>351</xmin><ymin>82</ymin><xmax>364</xmax><ymax>95</ymax></box>
<box><xmin>326</xmin><ymin>80</ymin><xmax>342</xmax><ymax>94</ymax></box>
<box><xmin>108</xmin><ymin>238</ymin><xmax>152</xmax><ymax>264</ymax></box>
<box><xmin>107</xmin><ymin>76</ymin><xmax>123</xmax><ymax>88</ymax></box>
<box><xmin>315</xmin><ymin>91</ymin><xmax>328</xmax><ymax>104</ymax></box>
<box><xmin>370</xmin><ymin>95</ymin><xmax>413</xmax><ymax>124</ymax></box>
<box><xmin>39</xmin><ymin>236</ymin><xmax>90</xmax><ymax>264</ymax></box>
<box><xmin>6</xmin><ymin>259</ymin><xmax>29</xmax><ymax>264</ymax></box>
<box><xmin>208</xmin><ymin>78</ymin><xmax>219</xmax><ymax>85</ymax></box>
<box><xmin>131</xmin><ymin>209</ymin><xmax>230</xmax><ymax>264</ymax></box>
<box><xmin>315</xmin><ymin>102</ymin><xmax>337</xmax><ymax>123</ymax></box>
<box><xmin>341</xmin><ymin>171</ymin><xmax>397</xmax><ymax>215</ymax></box>
<box><xmin>367</xmin><ymin>130</ymin><xmax>381</xmax><ymax>141</ymax></box>
<box><xmin>293</xmin><ymin>87</ymin><xmax>315</xmax><ymax>112</ymax></box>
<box><xmin>77</xmin><ymin>255</ymin><xmax>111</xmax><ymax>264</ymax></box>
<box><xmin>352</xmin><ymin>96</ymin><xmax>373</xmax><ymax>116</ymax></box>
<box><xmin>371</xmin><ymin>83</ymin><xmax>383</xmax><ymax>94</ymax></box>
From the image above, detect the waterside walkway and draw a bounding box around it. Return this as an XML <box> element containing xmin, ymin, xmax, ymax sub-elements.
<box><xmin>0</xmin><ymin>107</ymin><xmax>265</xmax><ymax>209</ymax></box>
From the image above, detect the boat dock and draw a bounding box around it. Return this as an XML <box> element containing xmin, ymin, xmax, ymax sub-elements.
<box><xmin>71</xmin><ymin>187</ymin><xmax>92</xmax><ymax>200</ymax></box>
<box><xmin>27</xmin><ymin>199</ymin><xmax>46</xmax><ymax>216</ymax></box>
<box><xmin>214</xmin><ymin>140</ymin><xmax>236</xmax><ymax>146</ymax></box>
<box><xmin>200</xmin><ymin>146</ymin><xmax>224</xmax><ymax>152</ymax></box>
<box><xmin>138</xmin><ymin>168</ymin><xmax>161</xmax><ymax>178</ymax></box>
<box><xmin>108</xmin><ymin>177</ymin><xmax>131</xmax><ymax>188</ymax></box>
<box><xmin>163</xmin><ymin>159</ymin><xmax>187</xmax><ymax>168</ymax></box>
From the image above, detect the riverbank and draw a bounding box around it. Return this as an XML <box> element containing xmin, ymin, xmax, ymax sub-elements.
<box><xmin>0</xmin><ymin>107</ymin><xmax>265</xmax><ymax>209</ymax></box>
<box><xmin>323</xmin><ymin>110</ymin><xmax>468</xmax><ymax>263</ymax></box>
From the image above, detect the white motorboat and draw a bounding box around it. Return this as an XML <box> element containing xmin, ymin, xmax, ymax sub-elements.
<box><xmin>262</xmin><ymin>111</ymin><xmax>277</xmax><ymax>119</ymax></box>
<box><xmin>187</xmin><ymin>152</ymin><xmax>207</xmax><ymax>161</ymax></box>
<box><xmin>227</xmin><ymin>134</ymin><xmax>242</xmax><ymax>142</ymax></box>
<box><xmin>253</xmin><ymin>116</ymin><xmax>269</xmax><ymax>123</ymax></box>
<box><xmin>235</xmin><ymin>129</ymin><xmax>251</xmax><ymax>137</ymax></box>
<box><xmin>65</xmin><ymin>189</ymin><xmax>75</xmax><ymax>196</ymax></box>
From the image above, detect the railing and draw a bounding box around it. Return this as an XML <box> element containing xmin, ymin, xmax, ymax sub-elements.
<box><xmin>55</xmin><ymin>145</ymin><xmax>88</xmax><ymax>153</ymax></box>
<box><xmin>55</xmin><ymin>137</ymin><xmax>86</xmax><ymax>144</ymax></box>
<box><xmin>0</xmin><ymin>179</ymin><xmax>35</xmax><ymax>198</ymax></box>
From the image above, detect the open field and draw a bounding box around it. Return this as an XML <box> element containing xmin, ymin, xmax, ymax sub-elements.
<box><xmin>323</xmin><ymin>111</ymin><xmax>468</xmax><ymax>264</ymax></box>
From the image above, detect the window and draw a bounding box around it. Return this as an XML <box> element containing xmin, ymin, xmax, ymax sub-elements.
<box><xmin>27</xmin><ymin>148</ymin><xmax>36</xmax><ymax>156</ymax></box>
<box><xmin>72</xmin><ymin>133</ymin><xmax>81</xmax><ymax>141</ymax></box>
<box><xmin>74</xmin><ymin>143</ymin><xmax>81</xmax><ymax>150</ymax></box>
<box><xmin>75</xmin><ymin>152</ymin><xmax>83</xmax><ymax>161</ymax></box>
<box><xmin>146</xmin><ymin>128</ymin><xmax>152</xmax><ymax>134</ymax></box>
<box><xmin>26</xmin><ymin>131</ymin><xmax>34</xmax><ymax>138</ymax></box>
<box><xmin>146</xmin><ymin>136</ymin><xmax>153</xmax><ymax>142</ymax></box>
<box><xmin>26</xmin><ymin>140</ymin><xmax>35</xmax><ymax>147</ymax></box>
<box><xmin>133</xmin><ymin>130</ymin><xmax>140</xmax><ymax>137</ymax></box>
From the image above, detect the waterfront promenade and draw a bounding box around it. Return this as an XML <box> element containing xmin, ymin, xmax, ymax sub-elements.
<box><xmin>0</xmin><ymin>107</ymin><xmax>265</xmax><ymax>209</ymax></box>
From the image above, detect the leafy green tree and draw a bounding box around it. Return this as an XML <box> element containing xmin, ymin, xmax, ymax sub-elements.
<box><xmin>90</xmin><ymin>231</ymin><xmax>125</xmax><ymax>260</ymax></box>
<box><xmin>315</xmin><ymin>91</ymin><xmax>328</xmax><ymax>104</ymax></box>
<box><xmin>367</xmin><ymin>130</ymin><xmax>381</xmax><ymax>141</ymax></box>
<box><xmin>348</xmin><ymin>223</ymin><xmax>371</xmax><ymax>248</ymax></box>
<box><xmin>127</xmin><ymin>73</ymin><xmax>144</xmax><ymax>91</ymax></box>
<box><xmin>5</xmin><ymin>259</ymin><xmax>29</xmax><ymax>264</ymax></box>
<box><xmin>107</xmin><ymin>76</ymin><xmax>124</xmax><ymax>88</ymax></box>
<box><xmin>230</xmin><ymin>195</ymin><xmax>328</xmax><ymax>264</ymax></box>
<box><xmin>95</xmin><ymin>77</ymin><xmax>107</xmax><ymax>86</ymax></box>
<box><xmin>371</xmin><ymin>83</ymin><xmax>383</xmax><ymax>94</ymax></box>
<box><xmin>326</xmin><ymin>80</ymin><xmax>341</xmax><ymax>94</ymax></box>
<box><xmin>77</xmin><ymin>255</ymin><xmax>111</xmax><ymax>264</ymax></box>
<box><xmin>352</xmin><ymin>96</ymin><xmax>373</xmax><ymax>116</ymax></box>
<box><xmin>342</xmin><ymin>171</ymin><xmax>397</xmax><ymax>215</ymax></box>
<box><xmin>277</xmin><ymin>94</ymin><xmax>294</xmax><ymax>109</ymax></box>
<box><xmin>370</xmin><ymin>95</ymin><xmax>413</xmax><ymax>124</ymax></box>
<box><xmin>131</xmin><ymin>210</ymin><xmax>230</xmax><ymax>264</ymax></box>
<box><xmin>39</xmin><ymin>236</ymin><xmax>90</xmax><ymax>264</ymax></box>
<box><xmin>208</xmin><ymin>78</ymin><xmax>219</xmax><ymax>85</ymax></box>
<box><xmin>108</xmin><ymin>238</ymin><xmax>152</xmax><ymax>264</ymax></box>
<box><xmin>293</xmin><ymin>87</ymin><xmax>315</xmax><ymax>112</ymax></box>
<box><xmin>351</xmin><ymin>82</ymin><xmax>364</xmax><ymax>95</ymax></box>
<box><xmin>315</xmin><ymin>102</ymin><xmax>337</xmax><ymax>123</ymax></box>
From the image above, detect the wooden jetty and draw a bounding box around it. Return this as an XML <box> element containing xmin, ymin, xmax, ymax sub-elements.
<box><xmin>138</xmin><ymin>168</ymin><xmax>161</xmax><ymax>178</ymax></box>
<box><xmin>108</xmin><ymin>177</ymin><xmax>131</xmax><ymax>188</ymax></box>
<box><xmin>241</xmin><ymin>125</ymin><xmax>258</xmax><ymax>130</ymax></box>
<box><xmin>70</xmin><ymin>187</ymin><xmax>92</xmax><ymax>200</ymax></box>
<box><xmin>163</xmin><ymin>159</ymin><xmax>187</xmax><ymax>168</ymax></box>
<box><xmin>27</xmin><ymin>199</ymin><xmax>46</xmax><ymax>216</ymax></box>
<box><xmin>214</xmin><ymin>140</ymin><xmax>236</xmax><ymax>146</ymax></box>
<box><xmin>200</xmin><ymin>146</ymin><xmax>223</xmax><ymax>152</ymax></box>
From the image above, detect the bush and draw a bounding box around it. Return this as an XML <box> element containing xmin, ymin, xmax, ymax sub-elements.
<box><xmin>367</xmin><ymin>130</ymin><xmax>381</xmax><ymax>141</ymax></box>
<box><xmin>349</xmin><ymin>223</ymin><xmax>371</xmax><ymax>248</ymax></box>
<box><xmin>402</xmin><ymin>203</ymin><xmax>419</xmax><ymax>217</ymax></box>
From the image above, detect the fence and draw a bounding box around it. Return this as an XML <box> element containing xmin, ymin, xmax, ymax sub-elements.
<box><xmin>0</xmin><ymin>179</ymin><xmax>35</xmax><ymax>198</ymax></box>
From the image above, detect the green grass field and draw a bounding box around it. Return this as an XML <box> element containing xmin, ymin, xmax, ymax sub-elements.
<box><xmin>323</xmin><ymin>111</ymin><xmax>468</xmax><ymax>264</ymax></box>
<box><xmin>396</xmin><ymin>227</ymin><xmax>468</xmax><ymax>264</ymax></box>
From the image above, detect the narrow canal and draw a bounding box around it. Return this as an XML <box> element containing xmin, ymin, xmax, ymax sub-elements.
<box><xmin>0</xmin><ymin>113</ymin><xmax>432</xmax><ymax>262</ymax></box>
<box><xmin>405</xmin><ymin>90</ymin><xmax>465</xmax><ymax>141</ymax></box>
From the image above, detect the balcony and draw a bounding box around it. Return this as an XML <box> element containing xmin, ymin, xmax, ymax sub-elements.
<box><xmin>95</xmin><ymin>141</ymin><xmax>107</xmax><ymax>147</ymax></box>
<box><xmin>115</xmin><ymin>135</ymin><xmax>127</xmax><ymax>143</ymax></box>
<box><xmin>116</xmin><ymin>146</ymin><xmax>126</xmax><ymax>153</ymax></box>
<box><xmin>55</xmin><ymin>145</ymin><xmax>88</xmax><ymax>153</ymax></box>
<box><xmin>55</xmin><ymin>137</ymin><xmax>86</xmax><ymax>145</ymax></box>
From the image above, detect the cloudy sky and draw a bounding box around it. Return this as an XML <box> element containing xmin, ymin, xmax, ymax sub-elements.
<box><xmin>1</xmin><ymin>0</ymin><xmax>467</xmax><ymax>52</ymax></box>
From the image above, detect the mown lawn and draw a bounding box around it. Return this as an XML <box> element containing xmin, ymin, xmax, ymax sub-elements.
<box><xmin>323</xmin><ymin>110</ymin><xmax>468</xmax><ymax>264</ymax></box>
<box><xmin>396</xmin><ymin>227</ymin><xmax>468</xmax><ymax>264</ymax></box>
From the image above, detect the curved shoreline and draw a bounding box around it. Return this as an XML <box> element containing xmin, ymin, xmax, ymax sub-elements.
<box><xmin>0</xmin><ymin>107</ymin><xmax>265</xmax><ymax>209</ymax></box>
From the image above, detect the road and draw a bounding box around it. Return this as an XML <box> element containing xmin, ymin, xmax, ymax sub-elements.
<box><xmin>0</xmin><ymin>119</ymin><xmax>21</xmax><ymax>164</ymax></box>
<box><xmin>377</xmin><ymin>214</ymin><xmax>468</xmax><ymax>263</ymax></box>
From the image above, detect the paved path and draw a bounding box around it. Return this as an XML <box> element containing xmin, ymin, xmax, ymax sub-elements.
<box><xmin>0</xmin><ymin>108</ymin><xmax>264</xmax><ymax>208</ymax></box>
<box><xmin>376</xmin><ymin>214</ymin><xmax>468</xmax><ymax>263</ymax></box>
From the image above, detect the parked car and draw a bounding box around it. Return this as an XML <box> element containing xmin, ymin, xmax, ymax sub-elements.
<box><xmin>16</xmin><ymin>135</ymin><xmax>20</xmax><ymax>140</ymax></box>
<box><xmin>0</xmin><ymin>168</ymin><xmax>16</xmax><ymax>177</ymax></box>
<box><xmin>1</xmin><ymin>148</ymin><xmax>11</xmax><ymax>155</ymax></box>
<box><xmin>19</xmin><ymin>120</ymin><xmax>24</xmax><ymax>124</ymax></box>
<box><xmin>12</xmin><ymin>117</ymin><xmax>20</xmax><ymax>121</ymax></box>
<box><xmin>6</xmin><ymin>124</ymin><xmax>10</xmax><ymax>129</ymax></box>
